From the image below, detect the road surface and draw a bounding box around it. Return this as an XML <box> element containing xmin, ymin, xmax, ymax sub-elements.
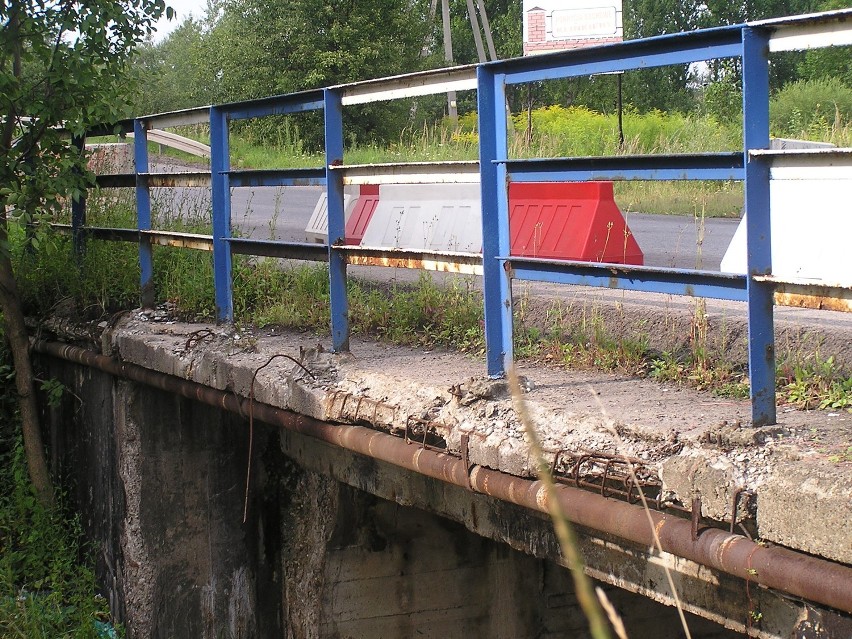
<box><xmin>152</xmin><ymin>184</ymin><xmax>738</xmax><ymax>270</ymax></box>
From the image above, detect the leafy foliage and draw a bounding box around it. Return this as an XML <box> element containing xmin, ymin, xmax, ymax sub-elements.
<box><xmin>0</xmin><ymin>340</ymin><xmax>114</xmax><ymax>636</ymax></box>
<box><xmin>0</xmin><ymin>440</ymin><xmax>114</xmax><ymax>638</ymax></box>
<box><xmin>779</xmin><ymin>356</ymin><xmax>852</xmax><ymax>410</ymax></box>
<box><xmin>137</xmin><ymin>0</ymin><xmax>437</xmax><ymax>148</ymax></box>
<box><xmin>797</xmin><ymin>0</ymin><xmax>852</xmax><ymax>87</ymax></box>
<box><xmin>1</xmin><ymin>0</ymin><xmax>170</xmax><ymax>229</ymax></box>
<box><xmin>770</xmin><ymin>77</ymin><xmax>852</xmax><ymax>137</ymax></box>
<box><xmin>1</xmin><ymin>0</ymin><xmax>173</xmax><ymax>511</ymax></box>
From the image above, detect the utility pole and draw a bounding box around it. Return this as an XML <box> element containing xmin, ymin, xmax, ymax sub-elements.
<box><xmin>440</xmin><ymin>0</ymin><xmax>458</xmax><ymax>121</ymax></box>
<box><xmin>438</xmin><ymin>0</ymin><xmax>499</xmax><ymax>121</ymax></box>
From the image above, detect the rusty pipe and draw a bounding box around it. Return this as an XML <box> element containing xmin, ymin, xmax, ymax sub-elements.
<box><xmin>35</xmin><ymin>340</ymin><xmax>852</xmax><ymax>614</ymax></box>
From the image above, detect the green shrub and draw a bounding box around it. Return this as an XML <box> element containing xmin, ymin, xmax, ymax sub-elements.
<box><xmin>510</xmin><ymin>104</ymin><xmax>740</xmax><ymax>157</ymax></box>
<box><xmin>14</xmin><ymin>225</ymin><xmax>139</xmax><ymax>318</ymax></box>
<box><xmin>770</xmin><ymin>77</ymin><xmax>852</xmax><ymax>138</ymax></box>
<box><xmin>0</xmin><ymin>428</ymin><xmax>114</xmax><ymax>636</ymax></box>
<box><xmin>702</xmin><ymin>76</ymin><xmax>743</xmax><ymax>129</ymax></box>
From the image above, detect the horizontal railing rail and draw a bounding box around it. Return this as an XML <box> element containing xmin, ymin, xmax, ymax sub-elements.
<box><xmin>68</xmin><ymin>9</ymin><xmax>852</xmax><ymax>426</ymax></box>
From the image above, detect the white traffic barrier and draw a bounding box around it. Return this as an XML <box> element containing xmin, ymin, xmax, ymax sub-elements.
<box><xmin>720</xmin><ymin>148</ymin><xmax>852</xmax><ymax>285</ymax></box>
<box><xmin>304</xmin><ymin>187</ymin><xmax>358</xmax><ymax>243</ymax></box>
<box><xmin>359</xmin><ymin>183</ymin><xmax>482</xmax><ymax>252</ymax></box>
<box><xmin>769</xmin><ymin>138</ymin><xmax>835</xmax><ymax>151</ymax></box>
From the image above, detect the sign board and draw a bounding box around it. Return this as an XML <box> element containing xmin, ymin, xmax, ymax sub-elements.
<box><xmin>523</xmin><ymin>0</ymin><xmax>623</xmax><ymax>55</ymax></box>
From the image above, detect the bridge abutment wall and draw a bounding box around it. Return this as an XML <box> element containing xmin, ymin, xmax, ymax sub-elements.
<box><xmin>39</xmin><ymin>353</ymin><xmax>743</xmax><ymax>639</ymax></box>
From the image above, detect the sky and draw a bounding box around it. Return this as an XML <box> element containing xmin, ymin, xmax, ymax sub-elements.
<box><xmin>152</xmin><ymin>0</ymin><xmax>209</xmax><ymax>42</ymax></box>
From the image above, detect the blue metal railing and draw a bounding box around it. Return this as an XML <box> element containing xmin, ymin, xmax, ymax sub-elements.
<box><xmin>77</xmin><ymin>10</ymin><xmax>852</xmax><ymax>426</ymax></box>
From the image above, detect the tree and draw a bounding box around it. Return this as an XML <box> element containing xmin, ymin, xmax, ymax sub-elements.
<box><xmin>622</xmin><ymin>0</ymin><xmax>701</xmax><ymax>112</ymax></box>
<box><xmin>797</xmin><ymin>0</ymin><xmax>852</xmax><ymax>87</ymax></box>
<box><xmin>0</xmin><ymin>0</ymin><xmax>169</xmax><ymax>507</ymax></box>
<box><xmin>141</xmin><ymin>0</ymin><xmax>501</xmax><ymax>147</ymax></box>
<box><xmin>699</xmin><ymin>0</ymin><xmax>821</xmax><ymax>91</ymax></box>
<box><xmin>134</xmin><ymin>17</ymin><xmax>210</xmax><ymax>116</ymax></box>
<box><xmin>211</xmin><ymin>0</ymin><xmax>434</xmax><ymax>147</ymax></box>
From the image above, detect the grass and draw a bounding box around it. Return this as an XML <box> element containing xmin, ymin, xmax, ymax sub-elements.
<box><xmin>614</xmin><ymin>180</ymin><xmax>742</xmax><ymax>218</ymax></box>
<box><xmin>778</xmin><ymin>356</ymin><xmax>852</xmax><ymax>410</ymax></box>
<box><xmin>0</xmin><ymin>445</ymin><xmax>115</xmax><ymax>638</ymax></box>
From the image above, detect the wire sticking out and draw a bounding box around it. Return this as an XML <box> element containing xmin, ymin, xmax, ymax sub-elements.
<box><xmin>243</xmin><ymin>353</ymin><xmax>316</xmax><ymax>524</ymax></box>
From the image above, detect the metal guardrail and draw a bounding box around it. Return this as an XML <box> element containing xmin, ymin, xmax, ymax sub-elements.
<box><xmin>126</xmin><ymin>129</ymin><xmax>211</xmax><ymax>158</ymax></box>
<box><xmin>73</xmin><ymin>10</ymin><xmax>852</xmax><ymax>426</ymax></box>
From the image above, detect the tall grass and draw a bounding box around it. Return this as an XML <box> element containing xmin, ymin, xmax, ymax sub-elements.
<box><xmin>0</xmin><ymin>341</ymin><xmax>116</xmax><ymax>637</ymax></box>
<box><xmin>510</xmin><ymin>105</ymin><xmax>741</xmax><ymax>157</ymax></box>
<box><xmin>770</xmin><ymin>77</ymin><xmax>852</xmax><ymax>141</ymax></box>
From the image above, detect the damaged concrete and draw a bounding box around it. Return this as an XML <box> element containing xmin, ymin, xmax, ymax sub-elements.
<box><xmin>105</xmin><ymin>314</ymin><xmax>852</xmax><ymax>567</ymax></box>
<box><xmin>38</xmin><ymin>311</ymin><xmax>852</xmax><ymax>637</ymax></box>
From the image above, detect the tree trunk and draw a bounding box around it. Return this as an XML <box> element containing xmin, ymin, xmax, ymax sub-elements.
<box><xmin>0</xmin><ymin>2</ymin><xmax>56</xmax><ymax>509</ymax></box>
<box><xmin>0</xmin><ymin>246</ymin><xmax>55</xmax><ymax>509</ymax></box>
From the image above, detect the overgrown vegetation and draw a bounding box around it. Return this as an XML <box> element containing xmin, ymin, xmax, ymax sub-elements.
<box><xmin>0</xmin><ymin>343</ymin><xmax>117</xmax><ymax>637</ymax></box>
<box><xmin>15</xmin><ymin>84</ymin><xmax>852</xmax><ymax>409</ymax></box>
<box><xmin>12</xmin><ymin>45</ymin><xmax>852</xmax><ymax>426</ymax></box>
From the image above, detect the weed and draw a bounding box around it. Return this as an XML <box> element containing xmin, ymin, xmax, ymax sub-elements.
<box><xmin>827</xmin><ymin>447</ymin><xmax>852</xmax><ymax>464</ymax></box>
<box><xmin>0</xmin><ymin>428</ymin><xmax>114</xmax><ymax>636</ymax></box>
<box><xmin>778</xmin><ymin>356</ymin><xmax>852</xmax><ymax>411</ymax></box>
<box><xmin>39</xmin><ymin>379</ymin><xmax>66</xmax><ymax>410</ymax></box>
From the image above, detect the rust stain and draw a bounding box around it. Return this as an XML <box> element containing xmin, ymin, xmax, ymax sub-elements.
<box><xmin>715</xmin><ymin>535</ymin><xmax>738</xmax><ymax>570</ymax></box>
<box><xmin>149</xmin><ymin>236</ymin><xmax>214</xmax><ymax>251</ymax></box>
<box><xmin>535</xmin><ymin>485</ymin><xmax>548</xmax><ymax>510</ymax></box>
<box><xmin>345</xmin><ymin>252</ymin><xmax>482</xmax><ymax>275</ymax></box>
<box><xmin>147</xmin><ymin>173</ymin><xmax>211</xmax><ymax>188</ymax></box>
<box><xmin>774</xmin><ymin>291</ymin><xmax>852</xmax><ymax>312</ymax></box>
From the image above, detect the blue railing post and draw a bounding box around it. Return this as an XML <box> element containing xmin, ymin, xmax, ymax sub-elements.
<box><xmin>324</xmin><ymin>88</ymin><xmax>350</xmax><ymax>351</ymax></box>
<box><xmin>133</xmin><ymin>119</ymin><xmax>155</xmax><ymax>308</ymax></box>
<box><xmin>742</xmin><ymin>27</ymin><xmax>776</xmax><ymax>426</ymax></box>
<box><xmin>210</xmin><ymin>106</ymin><xmax>234</xmax><ymax>323</ymax></box>
<box><xmin>477</xmin><ymin>67</ymin><xmax>513</xmax><ymax>377</ymax></box>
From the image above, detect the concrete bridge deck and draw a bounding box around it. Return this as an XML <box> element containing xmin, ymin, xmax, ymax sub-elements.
<box><xmin>36</xmin><ymin>311</ymin><xmax>850</xmax><ymax>637</ymax></box>
<box><xmin>104</xmin><ymin>312</ymin><xmax>851</xmax><ymax>554</ymax></box>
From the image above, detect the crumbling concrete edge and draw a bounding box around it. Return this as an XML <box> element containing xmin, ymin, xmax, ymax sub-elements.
<box><xmin>106</xmin><ymin>317</ymin><xmax>852</xmax><ymax>566</ymax></box>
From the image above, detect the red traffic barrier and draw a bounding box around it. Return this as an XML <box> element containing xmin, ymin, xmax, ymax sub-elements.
<box><xmin>345</xmin><ymin>184</ymin><xmax>380</xmax><ymax>246</ymax></box>
<box><xmin>509</xmin><ymin>182</ymin><xmax>643</xmax><ymax>264</ymax></box>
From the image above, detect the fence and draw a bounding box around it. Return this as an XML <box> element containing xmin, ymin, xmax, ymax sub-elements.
<box><xmin>75</xmin><ymin>10</ymin><xmax>852</xmax><ymax>426</ymax></box>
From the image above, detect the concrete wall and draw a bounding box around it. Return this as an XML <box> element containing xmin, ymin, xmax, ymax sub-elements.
<box><xmin>41</xmin><ymin>356</ymin><xmax>742</xmax><ymax>639</ymax></box>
